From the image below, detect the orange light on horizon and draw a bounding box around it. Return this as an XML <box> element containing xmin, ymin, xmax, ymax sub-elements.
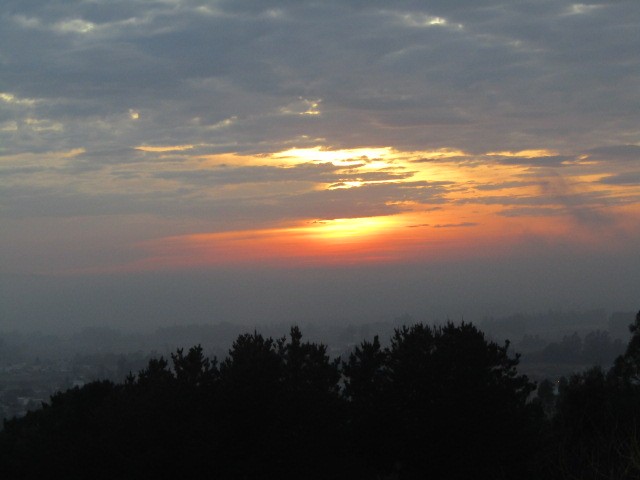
<box><xmin>55</xmin><ymin>201</ymin><xmax>640</xmax><ymax>277</ymax></box>
<box><xmin>130</xmin><ymin>216</ymin><xmax>406</xmax><ymax>269</ymax></box>
<box><xmin>103</xmin><ymin>211</ymin><xmax>516</xmax><ymax>274</ymax></box>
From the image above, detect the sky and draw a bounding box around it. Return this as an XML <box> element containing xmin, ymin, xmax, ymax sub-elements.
<box><xmin>1</xmin><ymin>0</ymin><xmax>639</xmax><ymax>333</ymax></box>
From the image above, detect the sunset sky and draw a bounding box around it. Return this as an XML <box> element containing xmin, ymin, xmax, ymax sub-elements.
<box><xmin>1</xmin><ymin>0</ymin><xmax>639</xmax><ymax>332</ymax></box>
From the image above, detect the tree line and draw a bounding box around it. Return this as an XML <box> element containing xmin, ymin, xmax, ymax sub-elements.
<box><xmin>1</xmin><ymin>314</ymin><xmax>640</xmax><ymax>479</ymax></box>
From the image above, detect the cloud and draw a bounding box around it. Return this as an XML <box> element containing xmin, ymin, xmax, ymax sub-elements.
<box><xmin>1</xmin><ymin>0</ymin><xmax>638</xmax><ymax>158</ymax></box>
<box><xmin>598</xmin><ymin>172</ymin><xmax>640</xmax><ymax>186</ymax></box>
<box><xmin>489</xmin><ymin>155</ymin><xmax>575</xmax><ymax>167</ymax></box>
<box><xmin>456</xmin><ymin>185</ymin><xmax>627</xmax><ymax>226</ymax></box>
<box><xmin>473</xmin><ymin>181</ymin><xmax>545</xmax><ymax>191</ymax></box>
<box><xmin>586</xmin><ymin>145</ymin><xmax>640</xmax><ymax>162</ymax></box>
<box><xmin>152</xmin><ymin>162</ymin><xmax>415</xmax><ymax>186</ymax></box>
<box><xmin>497</xmin><ymin>207</ymin><xmax>563</xmax><ymax>217</ymax></box>
<box><xmin>431</xmin><ymin>222</ymin><xmax>478</xmax><ymax>228</ymax></box>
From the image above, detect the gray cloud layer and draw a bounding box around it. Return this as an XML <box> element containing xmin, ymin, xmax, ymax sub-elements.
<box><xmin>2</xmin><ymin>0</ymin><xmax>639</xmax><ymax>157</ymax></box>
<box><xmin>2</xmin><ymin>1</ymin><xmax>638</xmax><ymax>220</ymax></box>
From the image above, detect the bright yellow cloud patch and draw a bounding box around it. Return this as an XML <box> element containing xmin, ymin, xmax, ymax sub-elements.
<box><xmin>135</xmin><ymin>145</ymin><xmax>194</xmax><ymax>152</ymax></box>
<box><xmin>486</xmin><ymin>149</ymin><xmax>558</xmax><ymax>157</ymax></box>
<box><xmin>273</xmin><ymin>146</ymin><xmax>394</xmax><ymax>164</ymax></box>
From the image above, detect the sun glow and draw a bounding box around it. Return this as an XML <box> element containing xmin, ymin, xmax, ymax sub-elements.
<box><xmin>301</xmin><ymin>216</ymin><xmax>402</xmax><ymax>242</ymax></box>
<box><xmin>115</xmin><ymin>215</ymin><xmax>416</xmax><ymax>272</ymax></box>
<box><xmin>49</xmin><ymin>142</ymin><xmax>640</xmax><ymax>275</ymax></box>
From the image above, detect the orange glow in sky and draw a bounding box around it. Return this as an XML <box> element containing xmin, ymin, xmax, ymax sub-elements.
<box><xmin>52</xmin><ymin>145</ymin><xmax>640</xmax><ymax>275</ymax></box>
<box><xmin>118</xmin><ymin>207</ymin><xmax>622</xmax><ymax>273</ymax></box>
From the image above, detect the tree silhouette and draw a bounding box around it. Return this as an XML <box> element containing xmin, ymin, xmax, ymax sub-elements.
<box><xmin>0</xmin><ymin>321</ymin><xmax>547</xmax><ymax>480</ymax></box>
<box><xmin>215</xmin><ymin>327</ymin><xmax>345</xmax><ymax>479</ymax></box>
<box><xmin>612</xmin><ymin>310</ymin><xmax>640</xmax><ymax>382</ymax></box>
<box><xmin>343</xmin><ymin>322</ymin><xmax>541</xmax><ymax>479</ymax></box>
<box><xmin>342</xmin><ymin>335</ymin><xmax>392</xmax><ymax>476</ymax></box>
<box><xmin>171</xmin><ymin>344</ymin><xmax>217</xmax><ymax>387</ymax></box>
<box><xmin>547</xmin><ymin>310</ymin><xmax>640</xmax><ymax>480</ymax></box>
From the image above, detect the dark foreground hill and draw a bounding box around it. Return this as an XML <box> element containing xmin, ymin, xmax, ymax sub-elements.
<box><xmin>2</xmin><ymin>316</ymin><xmax>640</xmax><ymax>479</ymax></box>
